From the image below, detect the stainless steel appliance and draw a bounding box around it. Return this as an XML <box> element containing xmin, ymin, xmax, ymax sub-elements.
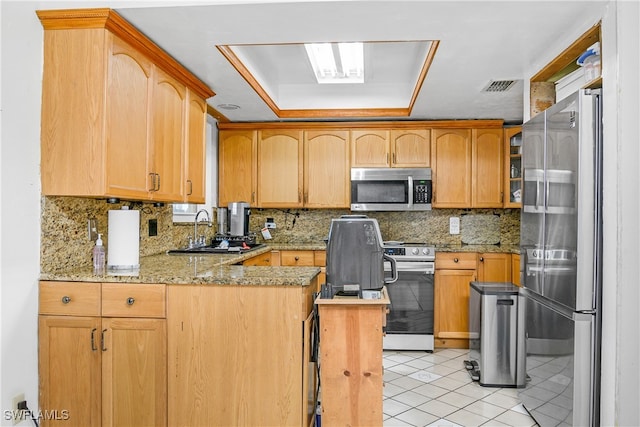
<box><xmin>326</xmin><ymin>215</ymin><xmax>397</xmax><ymax>292</ymax></box>
<box><xmin>468</xmin><ymin>282</ymin><xmax>525</xmax><ymax>387</ymax></box>
<box><xmin>382</xmin><ymin>242</ymin><xmax>435</xmax><ymax>351</ymax></box>
<box><xmin>519</xmin><ymin>89</ymin><xmax>602</xmax><ymax>426</ymax></box>
<box><xmin>350</xmin><ymin>167</ymin><xmax>432</xmax><ymax>211</ymax></box>
<box><xmin>228</xmin><ymin>202</ymin><xmax>251</xmax><ymax>236</ymax></box>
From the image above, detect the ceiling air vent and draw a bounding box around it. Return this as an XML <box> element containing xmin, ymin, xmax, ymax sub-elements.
<box><xmin>482</xmin><ymin>80</ymin><xmax>516</xmax><ymax>92</ymax></box>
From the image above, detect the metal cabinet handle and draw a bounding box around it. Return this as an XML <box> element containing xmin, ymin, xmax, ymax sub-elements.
<box><xmin>61</xmin><ymin>296</ymin><xmax>71</xmax><ymax>304</ymax></box>
<box><xmin>187</xmin><ymin>180</ymin><xmax>193</xmax><ymax>196</ymax></box>
<box><xmin>149</xmin><ymin>173</ymin><xmax>156</xmax><ymax>192</ymax></box>
<box><xmin>453</xmin><ymin>258</ymin><xmax>459</xmax><ymax>263</ymax></box>
<box><xmin>101</xmin><ymin>329</ymin><xmax>107</xmax><ymax>351</ymax></box>
<box><xmin>91</xmin><ymin>328</ymin><xmax>98</xmax><ymax>351</ymax></box>
<box><xmin>126</xmin><ymin>297</ymin><xmax>135</xmax><ymax>305</ymax></box>
<box><xmin>294</xmin><ymin>256</ymin><xmax>300</xmax><ymax>261</ymax></box>
<box><xmin>156</xmin><ymin>174</ymin><xmax>161</xmax><ymax>191</ymax></box>
<box><xmin>479</xmin><ymin>257</ymin><xmax>484</xmax><ymax>262</ymax></box>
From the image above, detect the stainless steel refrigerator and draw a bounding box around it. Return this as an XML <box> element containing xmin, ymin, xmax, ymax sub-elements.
<box><xmin>519</xmin><ymin>89</ymin><xmax>602</xmax><ymax>426</ymax></box>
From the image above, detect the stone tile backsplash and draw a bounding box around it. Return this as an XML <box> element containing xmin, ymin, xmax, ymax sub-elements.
<box><xmin>41</xmin><ymin>197</ymin><xmax>520</xmax><ymax>272</ymax></box>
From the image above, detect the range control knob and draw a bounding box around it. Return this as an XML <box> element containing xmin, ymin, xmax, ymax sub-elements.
<box><xmin>423</xmin><ymin>248</ymin><xmax>431</xmax><ymax>256</ymax></box>
<box><xmin>411</xmin><ymin>248</ymin><xmax>420</xmax><ymax>255</ymax></box>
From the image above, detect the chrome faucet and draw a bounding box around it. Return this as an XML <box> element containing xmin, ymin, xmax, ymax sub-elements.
<box><xmin>191</xmin><ymin>209</ymin><xmax>211</xmax><ymax>248</ymax></box>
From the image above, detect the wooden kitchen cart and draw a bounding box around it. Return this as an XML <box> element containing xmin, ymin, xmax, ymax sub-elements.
<box><xmin>315</xmin><ymin>288</ymin><xmax>390</xmax><ymax>426</ymax></box>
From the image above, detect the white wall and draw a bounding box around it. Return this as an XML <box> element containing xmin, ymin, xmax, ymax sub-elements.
<box><xmin>1</xmin><ymin>3</ymin><xmax>46</xmax><ymax>424</ymax></box>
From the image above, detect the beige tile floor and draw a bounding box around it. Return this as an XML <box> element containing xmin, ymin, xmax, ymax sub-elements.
<box><xmin>383</xmin><ymin>348</ymin><xmax>538</xmax><ymax>426</ymax></box>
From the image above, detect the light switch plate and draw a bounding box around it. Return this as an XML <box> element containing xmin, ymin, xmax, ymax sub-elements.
<box><xmin>449</xmin><ymin>217</ymin><xmax>460</xmax><ymax>234</ymax></box>
<box><xmin>88</xmin><ymin>218</ymin><xmax>98</xmax><ymax>241</ymax></box>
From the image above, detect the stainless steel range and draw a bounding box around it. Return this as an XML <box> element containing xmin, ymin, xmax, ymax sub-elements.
<box><xmin>383</xmin><ymin>242</ymin><xmax>435</xmax><ymax>351</ymax></box>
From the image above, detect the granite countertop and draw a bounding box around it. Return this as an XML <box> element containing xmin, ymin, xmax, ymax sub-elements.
<box><xmin>40</xmin><ymin>241</ymin><xmax>519</xmax><ymax>286</ymax></box>
<box><xmin>40</xmin><ymin>243</ymin><xmax>320</xmax><ymax>286</ymax></box>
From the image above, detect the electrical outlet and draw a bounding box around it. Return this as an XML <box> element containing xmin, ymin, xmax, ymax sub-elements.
<box><xmin>11</xmin><ymin>393</ymin><xmax>25</xmax><ymax>425</ymax></box>
<box><xmin>148</xmin><ymin>218</ymin><xmax>158</xmax><ymax>236</ymax></box>
<box><xmin>265</xmin><ymin>218</ymin><xmax>276</xmax><ymax>229</ymax></box>
<box><xmin>88</xmin><ymin>218</ymin><xmax>98</xmax><ymax>241</ymax></box>
<box><xmin>449</xmin><ymin>217</ymin><xmax>460</xmax><ymax>234</ymax></box>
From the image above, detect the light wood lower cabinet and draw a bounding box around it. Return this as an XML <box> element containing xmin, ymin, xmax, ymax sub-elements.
<box><xmin>477</xmin><ymin>252</ymin><xmax>512</xmax><ymax>282</ymax></box>
<box><xmin>167</xmin><ymin>282</ymin><xmax>317</xmax><ymax>427</ymax></box>
<box><xmin>38</xmin><ymin>281</ymin><xmax>166</xmax><ymax>427</ymax></box>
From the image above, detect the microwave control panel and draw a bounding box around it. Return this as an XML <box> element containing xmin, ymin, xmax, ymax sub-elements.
<box><xmin>413</xmin><ymin>180</ymin><xmax>432</xmax><ymax>204</ymax></box>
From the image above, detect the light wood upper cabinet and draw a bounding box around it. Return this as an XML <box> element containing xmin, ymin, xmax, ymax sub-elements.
<box><xmin>391</xmin><ymin>129</ymin><xmax>431</xmax><ymax>167</ymax></box>
<box><xmin>104</xmin><ymin>35</ymin><xmax>154</xmax><ymax>199</ymax></box>
<box><xmin>432</xmin><ymin>129</ymin><xmax>472</xmax><ymax>207</ymax></box>
<box><xmin>184</xmin><ymin>90</ymin><xmax>207</xmax><ymax>203</ymax></box>
<box><xmin>351</xmin><ymin>129</ymin><xmax>429</xmax><ymax>167</ymax></box>
<box><xmin>257</xmin><ymin>129</ymin><xmax>304</xmax><ymax>208</ymax></box>
<box><xmin>37</xmin><ymin>9</ymin><xmax>214</xmax><ymax>203</ymax></box>
<box><xmin>149</xmin><ymin>67</ymin><xmax>186</xmax><ymax>202</ymax></box>
<box><xmin>304</xmin><ymin>130</ymin><xmax>350</xmax><ymax>208</ymax></box>
<box><xmin>351</xmin><ymin>129</ymin><xmax>390</xmax><ymax>167</ymax></box>
<box><xmin>504</xmin><ymin>126</ymin><xmax>523</xmax><ymax>208</ymax></box>
<box><xmin>218</xmin><ymin>130</ymin><xmax>257</xmax><ymax>206</ymax></box>
<box><xmin>432</xmin><ymin>127</ymin><xmax>503</xmax><ymax>208</ymax></box>
<box><xmin>472</xmin><ymin>128</ymin><xmax>504</xmax><ymax>207</ymax></box>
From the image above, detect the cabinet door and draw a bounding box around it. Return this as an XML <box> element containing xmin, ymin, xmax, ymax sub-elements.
<box><xmin>434</xmin><ymin>269</ymin><xmax>476</xmax><ymax>346</ymax></box>
<box><xmin>351</xmin><ymin>129</ymin><xmax>390</xmax><ymax>167</ymax></box>
<box><xmin>105</xmin><ymin>35</ymin><xmax>153</xmax><ymax>199</ymax></box>
<box><xmin>39</xmin><ymin>316</ymin><xmax>101</xmax><ymax>427</ymax></box>
<box><xmin>101</xmin><ymin>318</ymin><xmax>167</xmax><ymax>427</ymax></box>
<box><xmin>477</xmin><ymin>253</ymin><xmax>511</xmax><ymax>282</ymax></box>
<box><xmin>391</xmin><ymin>129</ymin><xmax>430</xmax><ymax>167</ymax></box>
<box><xmin>184</xmin><ymin>90</ymin><xmax>207</xmax><ymax>203</ymax></box>
<box><xmin>150</xmin><ymin>67</ymin><xmax>186</xmax><ymax>202</ymax></box>
<box><xmin>304</xmin><ymin>130</ymin><xmax>350</xmax><ymax>207</ymax></box>
<box><xmin>257</xmin><ymin>129</ymin><xmax>303</xmax><ymax>207</ymax></box>
<box><xmin>512</xmin><ymin>254</ymin><xmax>521</xmax><ymax>286</ymax></box>
<box><xmin>472</xmin><ymin>128</ymin><xmax>503</xmax><ymax>207</ymax></box>
<box><xmin>432</xmin><ymin>129</ymin><xmax>471</xmax><ymax>207</ymax></box>
<box><xmin>504</xmin><ymin>126</ymin><xmax>523</xmax><ymax>208</ymax></box>
<box><xmin>218</xmin><ymin>130</ymin><xmax>256</xmax><ymax>206</ymax></box>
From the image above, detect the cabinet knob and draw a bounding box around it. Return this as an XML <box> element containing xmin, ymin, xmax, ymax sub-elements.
<box><xmin>61</xmin><ymin>296</ymin><xmax>71</xmax><ymax>304</ymax></box>
<box><xmin>294</xmin><ymin>256</ymin><xmax>300</xmax><ymax>261</ymax></box>
<box><xmin>126</xmin><ymin>297</ymin><xmax>135</xmax><ymax>305</ymax></box>
<box><xmin>479</xmin><ymin>257</ymin><xmax>484</xmax><ymax>262</ymax></box>
<box><xmin>453</xmin><ymin>258</ymin><xmax>459</xmax><ymax>263</ymax></box>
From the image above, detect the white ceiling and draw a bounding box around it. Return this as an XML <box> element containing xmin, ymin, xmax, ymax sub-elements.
<box><xmin>116</xmin><ymin>0</ymin><xmax>607</xmax><ymax>124</ymax></box>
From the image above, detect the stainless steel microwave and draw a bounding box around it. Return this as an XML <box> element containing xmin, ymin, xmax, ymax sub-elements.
<box><xmin>350</xmin><ymin>168</ymin><xmax>432</xmax><ymax>211</ymax></box>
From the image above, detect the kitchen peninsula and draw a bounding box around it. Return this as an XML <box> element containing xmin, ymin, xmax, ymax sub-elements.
<box><xmin>39</xmin><ymin>247</ymin><xmax>320</xmax><ymax>427</ymax></box>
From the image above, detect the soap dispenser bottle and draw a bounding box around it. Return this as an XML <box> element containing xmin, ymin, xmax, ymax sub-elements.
<box><xmin>93</xmin><ymin>233</ymin><xmax>106</xmax><ymax>274</ymax></box>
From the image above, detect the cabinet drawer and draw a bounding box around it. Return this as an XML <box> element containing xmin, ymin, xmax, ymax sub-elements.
<box><xmin>39</xmin><ymin>281</ymin><xmax>101</xmax><ymax>316</ymax></box>
<box><xmin>314</xmin><ymin>250</ymin><xmax>326</xmax><ymax>266</ymax></box>
<box><xmin>243</xmin><ymin>251</ymin><xmax>272</xmax><ymax>266</ymax></box>
<box><xmin>280</xmin><ymin>251</ymin><xmax>315</xmax><ymax>266</ymax></box>
<box><xmin>435</xmin><ymin>252</ymin><xmax>476</xmax><ymax>269</ymax></box>
<box><xmin>102</xmin><ymin>283</ymin><xmax>166</xmax><ymax>318</ymax></box>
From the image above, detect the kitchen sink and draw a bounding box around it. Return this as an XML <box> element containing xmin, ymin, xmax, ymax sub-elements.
<box><xmin>168</xmin><ymin>242</ymin><xmax>266</xmax><ymax>255</ymax></box>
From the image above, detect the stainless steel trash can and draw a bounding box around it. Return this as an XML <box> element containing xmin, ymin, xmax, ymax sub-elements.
<box><xmin>468</xmin><ymin>282</ymin><xmax>525</xmax><ymax>387</ymax></box>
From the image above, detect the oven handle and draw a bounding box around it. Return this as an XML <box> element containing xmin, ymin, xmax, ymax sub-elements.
<box><xmin>383</xmin><ymin>254</ymin><xmax>398</xmax><ymax>284</ymax></box>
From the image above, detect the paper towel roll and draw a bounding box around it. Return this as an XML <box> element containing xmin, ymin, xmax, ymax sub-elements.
<box><xmin>107</xmin><ymin>209</ymin><xmax>140</xmax><ymax>269</ymax></box>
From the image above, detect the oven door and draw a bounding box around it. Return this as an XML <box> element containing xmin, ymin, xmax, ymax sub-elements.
<box><xmin>384</xmin><ymin>261</ymin><xmax>434</xmax><ymax>336</ymax></box>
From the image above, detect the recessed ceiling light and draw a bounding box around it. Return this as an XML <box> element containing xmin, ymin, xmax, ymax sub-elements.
<box><xmin>304</xmin><ymin>42</ymin><xmax>364</xmax><ymax>84</ymax></box>
<box><xmin>217</xmin><ymin>104</ymin><xmax>240</xmax><ymax>110</ymax></box>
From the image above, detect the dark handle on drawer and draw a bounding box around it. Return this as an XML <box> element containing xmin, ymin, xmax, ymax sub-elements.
<box><xmin>61</xmin><ymin>296</ymin><xmax>71</xmax><ymax>304</ymax></box>
<box><xmin>101</xmin><ymin>329</ymin><xmax>108</xmax><ymax>351</ymax></box>
<box><xmin>294</xmin><ymin>256</ymin><xmax>300</xmax><ymax>261</ymax></box>
<box><xmin>126</xmin><ymin>297</ymin><xmax>135</xmax><ymax>305</ymax></box>
<box><xmin>479</xmin><ymin>257</ymin><xmax>484</xmax><ymax>262</ymax></box>
<box><xmin>91</xmin><ymin>328</ymin><xmax>97</xmax><ymax>351</ymax></box>
<box><xmin>453</xmin><ymin>258</ymin><xmax>459</xmax><ymax>263</ymax></box>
